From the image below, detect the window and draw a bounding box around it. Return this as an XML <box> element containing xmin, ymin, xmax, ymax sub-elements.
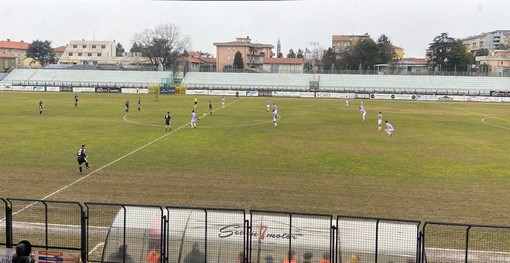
<box><xmin>68</xmin><ymin>53</ymin><xmax>73</xmax><ymax>56</ymax></box>
<box><xmin>88</xmin><ymin>53</ymin><xmax>92</xmax><ymax>56</ymax></box>
<box><xmin>228</xmin><ymin>56</ymin><xmax>231</xmax><ymax>60</ymax></box>
<box><xmin>228</xmin><ymin>47</ymin><xmax>231</xmax><ymax>51</ymax></box>
<box><xmin>101</xmin><ymin>45</ymin><xmax>106</xmax><ymax>49</ymax></box>
<box><xmin>83</xmin><ymin>45</ymin><xmax>87</xmax><ymax>48</ymax></box>
<box><xmin>92</xmin><ymin>45</ymin><xmax>96</xmax><ymax>48</ymax></box>
<box><xmin>97</xmin><ymin>53</ymin><xmax>102</xmax><ymax>57</ymax></box>
<box><xmin>73</xmin><ymin>45</ymin><xmax>77</xmax><ymax>48</ymax></box>
<box><xmin>78</xmin><ymin>53</ymin><xmax>82</xmax><ymax>56</ymax></box>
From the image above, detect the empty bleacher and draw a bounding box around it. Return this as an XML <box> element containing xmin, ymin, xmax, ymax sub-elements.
<box><xmin>183</xmin><ymin>72</ymin><xmax>510</xmax><ymax>95</ymax></box>
<box><xmin>4</xmin><ymin>69</ymin><xmax>172</xmax><ymax>87</ymax></box>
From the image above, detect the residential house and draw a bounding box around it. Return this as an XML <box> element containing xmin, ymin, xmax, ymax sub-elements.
<box><xmin>214</xmin><ymin>36</ymin><xmax>273</xmax><ymax>72</ymax></box>
<box><xmin>0</xmin><ymin>39</ymin><xmax>29</xmax><ymax>68</ymax></box>
<box><xmin>476</xmin><ymin>50</ymin><xmax>510</xmax><ymax>77</ymax></box>
<box><xmin>263</xmin><ymin>57</ymin><xmax>304</xmax><ymax>73</ymax></box>
<box><xmin>0</xmin><ymin>53</ymin><xmax>16</xmax><ymax>72</ymax></box>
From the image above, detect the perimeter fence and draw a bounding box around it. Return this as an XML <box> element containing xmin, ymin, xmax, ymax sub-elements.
<box><xmin>0</xmin><ymin>198</ymin><xmax>509</xmax><ymax>263</ymax></box>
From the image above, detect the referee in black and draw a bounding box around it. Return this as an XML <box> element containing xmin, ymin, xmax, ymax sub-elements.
<box><xmin>77</xmin><ymin>144</ymin><xmax>89</xmax><ymax>174</ymax></box>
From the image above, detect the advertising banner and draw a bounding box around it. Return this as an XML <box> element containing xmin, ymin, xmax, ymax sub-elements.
<box><xmin>0</xmin><ymin>247</ymin><xmax>14</xmax><ymax>263</ymax></box>
<box><xmin>370</xmin><ymin>94</ymin><xmax>394</xmax><ymax>100</ymax></box>
<box><xmin>123</xmin><ymin>88</ymin><xmax>148</xmax><ymax>94</ymax></box>
<box><xmin>415</xmin><ymin>95</ymin><xmax>440</xmax><ymax>101</ymax></box>
<box><xmin>12</xmin><ymin>86</ymin><xmax>33</xmax><ymax>91</ymax></box>
<box><xmin>355</xmin><ymin>93</ymin><xmax>371</xmax><ymax>99</ymax></box>
<box><xmin>60</xmin><ymin>87</ymin><xmax>73</xmax><ymax>92</ymax></box>
<box><xmin>244</xmin><ymin>90</ymin><xmax>258</xmax><ymax>96</ymax></box>
<box><xmin>186</xmin><ymin>90</ymin><xmax>209</xmax><ymax>95</ymax></box>
<box><xmin>73</xmin><ymin>87</ymin><xmax>96</xmax><ymax>93</ymax></box>
<box><xmin>0</xmin><ymin>85</ymin><xmax>11</xmax><ymax>91</ymax></box>
<box><xmin>95</xmin><ymin>87</ymin><xmax>121</xmax><ymax>93</ymax></box>
<box><xmin>317</xmin><ymin>92</ymin><xmax>344</xmax><ymax>99</ymax></box>
<box><xmin>300</xmin><ymin>92</ymin><xmax>316</xmax><ymax>98</ymax></box>
<box><xmin>46</xmin><ymin>87</ymin><xmax>60</xmax><ymax>92</ymax></box>
<box><xmin>0</xmin><ymin>81</ymin><xmax>12</xmax><ymax>91</ymax></box>
<box><xmin>272</xmin><ymin>91</ymin><xmax>301</xmax><ymax>97</ymax></box>
<box><xmin>0</xmin><ymin>248</ymin><xmax>79</xmax><ymax>263</ymax></box>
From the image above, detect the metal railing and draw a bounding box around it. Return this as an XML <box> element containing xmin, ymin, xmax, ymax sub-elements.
<box><xmin>1</xmin><ymin>198</ymin><xmax>509</xmax><ymax>263</ymax></box>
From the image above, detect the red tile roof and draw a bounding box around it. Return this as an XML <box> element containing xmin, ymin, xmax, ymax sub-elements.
<box><xmin>0</xmin><ymin>40</ymin><xmax>29</xmax><ymax>50</ymax></box>
<box><xmin>264</xmin><ymin>57</ymin><xmax>304</xmax><ymax>65</ymax></box>
<box><xmin>188</xmin><ymin>51</ymin><xmax>200</xmax><ymax>57</ymax></box>
<box><xmin>0</xmin><ymin>53</ymin><xmax>17</xmax><ymax>58</ymax></box>
<box><xmin>403</xmin><ymin>57</ymin><xmax>427</xmax><ymax>64</ymax></box>
<box><xmin>54</xmin><ymin>45</ymin><xmax>67</xmax><ymax>52</ymax></box>
<box><xmin>185</xmin><ymin>57</ymin><xmax>216</xmax><ymax>64</ymax></box>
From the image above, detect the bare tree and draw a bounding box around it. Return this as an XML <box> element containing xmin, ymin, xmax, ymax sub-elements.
<box><xmin>133</xmin><ymin>23</ymin><xmax>191</xmax><ymax>70</ymax></box>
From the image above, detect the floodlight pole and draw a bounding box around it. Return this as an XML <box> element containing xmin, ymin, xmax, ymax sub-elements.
<box><xmin>310</xmin><ymin>41</ymin><xmax>319</xmax><ymax>81</ymax></box>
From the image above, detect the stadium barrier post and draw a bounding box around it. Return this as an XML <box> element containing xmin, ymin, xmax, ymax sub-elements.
<box><xmin>81</xmin><ymin>208</ymin><xmax>87</xmax><ymax>263</ymax></box>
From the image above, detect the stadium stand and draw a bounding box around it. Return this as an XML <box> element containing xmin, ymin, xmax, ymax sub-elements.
<box><xmin>183</xmin><ymin>72</ymin><xmax>510</xmax><ymax>95</ymax></box>
<box><xmin>3</xmin><ymin>69</ymin><xmax>172</xmax><ymax>87</ymax></box>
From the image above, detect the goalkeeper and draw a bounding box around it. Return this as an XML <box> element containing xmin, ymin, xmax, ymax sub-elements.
<box><xmin>77</xmin><ymin>144</ymin><xmax>90</xmax><ymax>174</ymax></box>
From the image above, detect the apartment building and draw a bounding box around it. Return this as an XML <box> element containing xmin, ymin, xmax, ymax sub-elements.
<box><xmin>331</xmin><ymin>34</ymin><xmax>371</xmax><ymax>53</ymax></box>
<box><xmin>213</xmin><ymin>36</ymin><xmax>273</xmax><ymax>72</ymax></box>
<box><xmin>462</xmin><ymin>30</ymin><xmax>510</xmax><ymax>53</ymax></box>
<box><xmin>58</xmin><ymin>40</ymin><xmax>117</xmax><ymax>65</ymax></box>
<box><xmin>0</xmin><ymin>39</ymin><xmax>29</xmax><ymax>68</ymax></box>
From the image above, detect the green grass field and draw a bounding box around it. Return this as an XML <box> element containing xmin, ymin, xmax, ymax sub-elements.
<box><xmin>1</xmin><ymin>91</ymin><xmax>509</xmax><ymax>226</ymax></box>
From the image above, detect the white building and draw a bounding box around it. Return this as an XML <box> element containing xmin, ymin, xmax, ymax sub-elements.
<box><xmin>58</xmin><ymin>40</ymin><xmax>151</xmax><ymax>69</ymax></box>
<box><xmin>58</xmin><ymin>40</ymin><xmax>117</xmax><ymax>65</ymax></box>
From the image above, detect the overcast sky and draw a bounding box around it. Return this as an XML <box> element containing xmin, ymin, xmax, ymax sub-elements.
<box><xmin>1</xmin><ymin>0</ymin><xmax>509</xmax><ymax>58</ymax></box>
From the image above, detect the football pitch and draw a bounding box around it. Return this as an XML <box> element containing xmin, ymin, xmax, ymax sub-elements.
<box><xmin>1</xmin><ymin>92</ymin><xmax>509</xmax><ymax>226</ymax></box>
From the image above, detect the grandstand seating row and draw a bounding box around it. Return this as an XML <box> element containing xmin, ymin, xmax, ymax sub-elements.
<box><xmin>3</xmin><ymin>69</ymin><xmax>172</xmax><ymax>87</ymax></box>
<box><xmin>183</xmin><ymin>72</ymin><xmax>510</xmax><ymax>95</ymax></box>
<box><xmin>3</xmin><ymin>69</ymin><xmax>510</xmax><ymax>96</ymax></box>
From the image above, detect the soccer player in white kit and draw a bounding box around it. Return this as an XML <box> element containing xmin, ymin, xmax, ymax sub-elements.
<box><xmin>190</xmin><ymin>110</ymin><xmax>198</xmax><ymax>128</ymax></box>
<box><xmin>385</xmin><ymin>120</ymin><xmax>394</xmax><ymax>136</ymax></box>
<box><xmin>266</xmin><ymin>99</ymin><xmax>270</xmax><ymax>112</ymax></box>
<box><xmin>359</xmin><ymin>107</ymin><xmax>366</xmax><ymax>121</ymax></box>
<box><xmin>273</xmin><ymin>103</ymin><xmax>278</xmax><ymax>113</ymax></box>
<box><xmin>377</xmin><ymin>112</ymin><xmax>383</xmax><ymax>130</ymax></box>
<box><xmin>222</xmin><ymin>97</ymin><xmax>225</xmax><ymax>108</ymax></box>
<box><xmin>273</xmin><ymin>110</ymin><xmax>278</xmax><ymax>127</ymax></box>
<box><xmin>345</xmin><ymin>95</ymin><xmax>349</xmax><ymax>106</ymax></box>
<box><xmin>359</xmin><ymin>100</ymin><xmax>364</xmax><ymax>109</ymax></box>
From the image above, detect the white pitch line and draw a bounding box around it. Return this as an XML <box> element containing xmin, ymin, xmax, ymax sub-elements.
<box><xmin>11</xmin><ymin>98</ymin><xmax>241</xmax><ymax>216</ymax></box>
<box><xmin>88</xmin><ymin>242</ymin><xmax>105</xmax><ymax>256</ymax></box>
<box><xmin>455</xmin><ymin>108</ymin><xmax>510</xmax><ymax>130</ymax></box>
<box><xmin>481</xmin><ymin>117</ymin><xmax>510</xmax><ymax>130</ymax></box>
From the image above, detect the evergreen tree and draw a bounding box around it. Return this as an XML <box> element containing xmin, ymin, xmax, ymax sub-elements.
<box><xmin>233</xmin><ymin>51</ymin><xmax>244</xmax><ymax>70</ymax></box>
<box><xmin>429</xmin><ymin>33</ymin><xmax>471</xmax><ymax>72</ymax></box>
<box><xmin>130</xmin><ymin>42</ymin><xmax>143</xmax><ymax>53</ymax></box>
<box><xmin>116</xmin><ymin>43</ymin><xmax>125</xmax><ymax>57</ymax></box>
<box><xmin>377</xmin><ymin>34</ymin><xmax>396</xmax><ymax>64</ymax></box>
<box><xmin>287</xmin><ymin>49</ymin><xmax>296</xmax><ymax>58</ymax></box>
